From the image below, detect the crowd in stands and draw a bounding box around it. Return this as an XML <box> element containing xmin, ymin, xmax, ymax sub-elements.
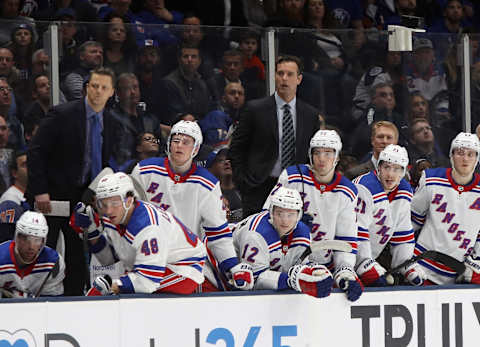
<box><xmin>0</xmin><ymin>0</ymin><xmax>480</xmax><ymax>295</ymax></box>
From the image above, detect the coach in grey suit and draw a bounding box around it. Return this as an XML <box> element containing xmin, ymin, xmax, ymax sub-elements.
<box><xmin>229</xmin><ymin>55</ymin><xmax>319</xmax><ymax>218</ymax></box>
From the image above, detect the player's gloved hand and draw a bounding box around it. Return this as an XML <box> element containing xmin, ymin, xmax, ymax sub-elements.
<box><xmin>356</xmin><ymin>258</ymin><xmax>388</xmax><ymax>287</ymax></box>
<box><xmin>334</xmin><ymin>266</ymin><xmax>364</xmax><ymax>302</ymax></box>
<box><xmin>300</xmin><ymin>213</ymin><xmax>314</xmax><ymax>229</ymax></box>
<box><xmin>70</xmin><ymin>202</ymin><xmax>103</xmax><ymax>241</ymax></box>
<box><xmin>230</xmin><ymin>263</ymin><xmax>254</xmax><ymax>290</ymax></box>
<box><xmin>287</xmin><ymin>264</ymin><xmax>334</xmax><ymax>298</ymax></box>
<box><xmin>86</xmin><ymin>275</ymin><xmax>113</xmax><ymax>296</ymax></box>
<box><xmin>0</xmin><ymin>288</ymin><xmax>33</xmax><ymax>298</ymax></box>
<box><xmin>403</xmin><ymin>263</ymin><xmax>426</xmax><ymax>286</ymax></box>
<box><xmin>459</xmin><ymin>253</ymin><xmax>480</xmax><ymax>284</ymax></box>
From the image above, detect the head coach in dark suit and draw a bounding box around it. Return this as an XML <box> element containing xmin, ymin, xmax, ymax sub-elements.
<box><xmin>26</xmin><ymin>67</ymin><xmax>116</xmax><ymax>295</ymax></box>
<box><xmin>229</xmin><ymin>55</ymin><xmax>319</xmax><ymax>218</ymax></box>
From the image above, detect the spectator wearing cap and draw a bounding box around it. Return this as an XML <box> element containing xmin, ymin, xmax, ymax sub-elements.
<box><xmin>133</xmin><ymin>0</ymin><xmax>183</xmax><ymax>48</ymax></box>
<box><xmin>207</xmin><ymin>147</ymin><xmax>242</xmax><ymax>216</ymax></box>
<box><xmin>405</xmin><ymin>38</ymin><xmax>448</xmax><ymax>102</ymax></box>
<box><xmin>0</xmin><ymin>0</ymin><xmax>36</xmax><ymax>46</ymax></box>
<box><xmin>7</xmin><ymin>23</ymin><xmax>35</xmax><ymax>80</ymax></box>
<box><xmin>61</xmin><ymin>41</ymin><xmax>103</xmax><ymax>101</ymax></box>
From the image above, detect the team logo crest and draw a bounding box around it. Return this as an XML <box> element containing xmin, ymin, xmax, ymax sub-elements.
<box><xmin>0</xmin><ymin>329</ymin><xmax>37</xmax><ymax>347</ymax></box>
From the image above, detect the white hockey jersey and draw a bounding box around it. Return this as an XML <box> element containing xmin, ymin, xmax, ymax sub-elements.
<box><xmin>411</xmin><ymin>168</ymin><xmax>480</xmax><ymax>284</ymax></box>
<box><xmin>353</xmin><ymin>171</ymin><xmax>415</xmax><ymax>268</ymax></box>
<box><xmin>233</xmin><ymin>211</ymin><xmax>311</xmax><ymax>290</ymax></box>
<box><xmin>92</xmin><ymin>201</ymin><xmax>206</xmax><ymax>293</ymax></box>
<box><xmin>0</xmin><ymin>241</ymin><xmax>65</xmax><ymax>297</ymax></box>
<box><xmin>131</xmin><ymin>157</ymin><xmax>239</xmax><ymax>278</ymax></box>
<box><xmin>263</xmin><ymin>165</ymin><xmax>358</xmax><ymax>270</ymax></box>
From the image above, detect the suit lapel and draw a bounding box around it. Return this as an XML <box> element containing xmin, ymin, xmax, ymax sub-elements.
<box><xmin>295</xmin><ymin>100</ymin><xmax>304</xmax><ymax>160</ymax></box>
<box><xmin>268</xmin><ymin>95</ymin><xmax>279</xmax><ymax>145</ymax></box>
<box><xmin>77</xmin><ymin>100</ymin><xmax>87</xmax><ymax>161</ymax></box>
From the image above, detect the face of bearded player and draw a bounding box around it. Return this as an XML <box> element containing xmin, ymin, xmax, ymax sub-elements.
<box><xmin>15</xmin><ymin>234</ymin><xmax>44</xmax><ymax>264</ymax></box>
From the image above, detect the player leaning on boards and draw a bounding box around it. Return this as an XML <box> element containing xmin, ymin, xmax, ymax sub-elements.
<box><xmin>0</xmin><ymin>211</ymin><xmax>66</xmax><ymax>298</ymax></box>
<box><xmin>70</xmin><ymin>172</ymin><xmax>206</xmax><ymax>295</ymax></box>
<box><xmin>233</xmin><ymin>187</ymin><xmax>334</xmax><ymax>298</ymax></box>
<box><xmin>263</xmin><ymin>130</ymin><xmax>362</xmax><ymax>301</ymax></box>
<box><xmin>412</xmin><ymin>132</ymin><xmax>480</xmax><ymax>285</ymax></box>
<box><xmin>353</xmin><ymin>145</ymin><xmax>421</xmax><ymax>286</ymax></box>
<box><xmin>130</xmin><ymin>120</ymin><xmax>254</xmax><ymax>291</ymax></box>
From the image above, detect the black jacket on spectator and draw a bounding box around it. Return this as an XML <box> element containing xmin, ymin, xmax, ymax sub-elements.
<box><xmin>109</xmin><ymin>104</ymin><xmax>164</xmax><ymax>170</ymax></box>
<box><xmin>154</xmin><ymin>68</ymin><xmax>212</xmax><ymax>124</ymax></box>
<box><xmin>407</xmin><ymin>143</ymin><xmax>450</xmax><ymax>168</ymax></box>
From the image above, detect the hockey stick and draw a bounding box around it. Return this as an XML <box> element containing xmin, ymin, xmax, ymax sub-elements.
<box><xmin>298</xmin><ymin>240</ymin><xmax>353</xmax><ymax>264</ymax></box>
<box><xmin>81</xmin><ymin>167</ymin><xmax>114</xmax><ymax>290</ymax></box>
<box><xmin>129</xmin><ymin>174</ymin><xmax>147</xmax><ymax>201</ymax></box>
<box><xmin>33</xmin><ymin>257</ymin><xmax>60</xmax><ymax>298</ymax></box>
<box><xmin>385</xmin><ymin>250</ymin><xmax>466</xmax><ymax>285</ymax></box>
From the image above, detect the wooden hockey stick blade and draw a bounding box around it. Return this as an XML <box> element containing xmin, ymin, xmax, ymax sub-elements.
<box><xmin>0</xmin><ymin>288</ymin><xmax>14</xmax><ymax>298</ymax></box>
<box><xmin>33</xmin><ymin>257</ymin><xmax>60</xmax><ymax>298</ymax></box>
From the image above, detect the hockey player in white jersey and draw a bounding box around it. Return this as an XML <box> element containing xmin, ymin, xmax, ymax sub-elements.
<box><xmin>412</xmin><ymin>132</ymin><xmax>480</xmax><ymax>285</ymax></box>
<box><xmin>71</xmin><ymin>172</ymin><xmax>207</xmax><ymax>295</ymax></box>
<box><xmin>234</xmin><ymin>187</ymin><xmax>334</xmax><ymax>297</ymax></box>
<box><xmin>0</xmin><ymin>211</ymin><xmax>65</xmax><ymax>297</ymax></box>
<box><xmin>263</xmin><ymin>130</ymin><xmax>363</xmax><ymax>301</ymax></box>
<box><xmin>131</xmin><ymin>120</ymin><xmax>253</xmax><ymax>291</ymax></box>
<box><xmin>353</xmin><ymin>144</ymin><xmax>420</xmax><ymax>286</ymax></box>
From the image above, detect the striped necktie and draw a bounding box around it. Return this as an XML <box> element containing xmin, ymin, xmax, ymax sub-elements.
<box><xmin>281</xmin><ymin>103</ymin><xmax>295</xmax><ymax>169</ymax></box>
